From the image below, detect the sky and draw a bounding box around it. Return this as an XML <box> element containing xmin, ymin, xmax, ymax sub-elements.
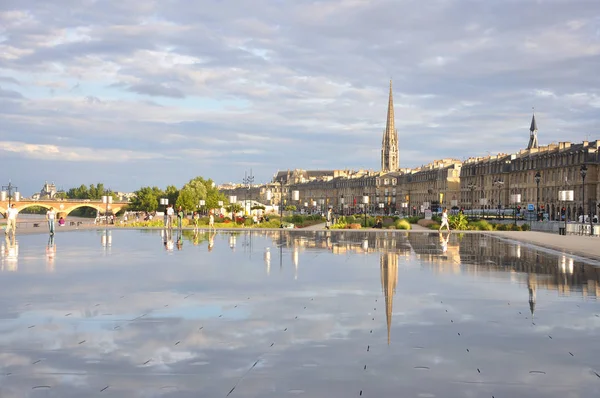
<box><xmin>1</xmin><ymin>0</ymin><xmax>600</xmax><ymax>195</ymax></box>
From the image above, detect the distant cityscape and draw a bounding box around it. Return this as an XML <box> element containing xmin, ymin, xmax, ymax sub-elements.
<box><xmin>219</xmin><ymin>80</ymin><xmax>599</xmax><ymax>222</ymax></box>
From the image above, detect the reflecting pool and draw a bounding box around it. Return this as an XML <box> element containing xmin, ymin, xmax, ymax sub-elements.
<box><xmin>1</xmin><ymin>230</ymin><xmax>599</xmax><ymax>397</ymax></box>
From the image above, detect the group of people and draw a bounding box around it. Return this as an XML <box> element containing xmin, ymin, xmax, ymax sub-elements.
<box><xmin>3</xmin><ymin>205</ymin><xmax>65</xmax><ymax>237</ymax></box>
<box><xmin>162</xmin><ymin>205</ymin><xmax>215</xmax><ymax>232</ymax></box>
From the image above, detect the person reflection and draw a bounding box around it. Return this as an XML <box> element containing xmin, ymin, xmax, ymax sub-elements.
<box><xmin>193</xmin><ymin>229</ymin><xmax>200</xmax><ymax>246</ymax></box>
<box><xmin>439</xmin><ymin>232</ymin><xmax>449</xmax><ymax>254</ymax></box>
<box><xmin>163</xmin><ymin>229</ymin><xmax>174</xmax><ymax>251</ymax></box>
<box><xmin>46</xmin><ymin>234</ymin><xmax>56</xmax><ymax>272</ymax></box>
<box><xmin>176</xmin><ymin>231</ymin><xmax>183</xmax><ymax>250</ymax></box>
<box><xmin>1</xmin><ymin>234</ymin><xmax>19</xmax><ymax>271</ymax></box>
<box><xmin>208</xmin><ymin>231</ymin><xmax>216</xmax><ymax>252</ymax></box>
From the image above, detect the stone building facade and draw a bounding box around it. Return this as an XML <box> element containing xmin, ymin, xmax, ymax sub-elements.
<box><xmin>219</xmin><ymin>83</ymin><xmax>599</xmax><ymax>221</ymax></box>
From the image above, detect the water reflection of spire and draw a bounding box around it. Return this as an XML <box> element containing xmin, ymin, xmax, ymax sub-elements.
<box><xmin>264</xmin><ymin>247</ymin><xmax>271</xmax><ymax>275</ymax></box>
<box><xmin>380</xmin><ymin>252</ymin><xmax>398</xmax><ymax>345</ymax></box>
<box><xmin>528</xmin><ymin>273</ymin><xmax>537</xmax><ymax>318</ymax></box>
<box><xmin>292</xmin><ymin>248</ymin><xmax>299</xmax><ymax>280</ymax></box>
<box><xmin>101</xmin><ymin>230</ymin><xmax>112</xmax><ymax>252</ymax></box>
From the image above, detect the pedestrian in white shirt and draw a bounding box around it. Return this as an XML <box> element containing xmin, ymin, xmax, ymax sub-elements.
<box><xmin>439</xmin><ymin>208</ymin><xmax>451</xmax><ymax>232</ymax></box>
<box><xmin>5</xmin><ymin>204</ymin><xmax>18</xmax><ymax>236</ymax></box>
<box><xmin>46</xmin><ymin>207</ymin><xmax>56</xmax><ymax>235</ymax></box>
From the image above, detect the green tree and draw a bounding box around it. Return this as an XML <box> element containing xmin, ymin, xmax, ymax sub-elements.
<box><xmin>129</xmin><ymin>186</ymin><xmax>165</xmax><ymax>212</ymax></box>
<box><xmin>165</xmin><ymin>185</ymin><xmax>179</xmax><ymax>208</ymax></box>
<box><xmin>175</xmin><ymin>177</ymin><xmax>227</xmax><ymax>211</ymax></box>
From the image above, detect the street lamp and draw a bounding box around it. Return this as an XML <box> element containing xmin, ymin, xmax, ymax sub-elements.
<box><xmin>243</xmin><ymin>170</ymin><xmax>255</xmax><ymax>216</ymax></box>
<box><xmin>580</xmin><ymin>164</ymin><xmax>592</xmax><ymax>235</ymax></box>
<box><xmin>493</xmin><ymin>179</ymin><xmax>504</xmax><ymax>218</ymax></box>
<box><xmin>362</xmin><ymin>194</ymin><xmax>369</xmax><ymax>228</ymax></box>
<box><xmin>340</xmin><ymin>195</ymin><xmax>344</xmax><ymax>216</ymax></box>
<box><xmin>279</xmin><ymin>180</ymin><xmax>284</xmax><ymax>228</ymax></box>
<box><xmin>160</xmin><ymin>198</ymin><xmax>168</xmax><ymax>226</ymax></box>
<box><xmin>102</xmin><ymin>195</ymin><xmax>113</xmax><ymax>226</ymax></box>
<box><xmin>534</xmin><ymin>171</ymin><xmax>541</xmax><ymax>220</ymax></box>
<box><xmin>467</xmin><ymin>183</ymin><xmax>476</xmax><ymax>216</ymax></box>
<box><xmin>1</xmin><ymin>180</ymin><xmax>20</xmax><ymax>207</ymax></box>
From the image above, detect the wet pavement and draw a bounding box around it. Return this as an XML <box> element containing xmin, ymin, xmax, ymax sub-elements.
<box><xmin>1</xmin><ymin>229</ymin><xmax>599</xmax><ymax>398</ymax></box>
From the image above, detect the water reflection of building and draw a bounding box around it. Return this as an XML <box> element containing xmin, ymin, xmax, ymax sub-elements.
<box><xmin>380</xmin><ymin>252</ymin><xmax>398</xmax><ymax>345</ymax></box>
<box><xmin>407</xmin><ymin>233</ymin><xmax>461</xmax><ymax>273</ymax></box>
<box><xmin>457</xmin><ymin>235</ymin><xmax>600</xmax><ymax>298</ymax></box>
<box><xmin>256</xmin><ymin>230</ymin><xmax>600</xmax><ymax>299</ymax></box>
<box><xmin>1</xmin><ymin>235</ymin><xmax>19</xmax><ymax>271</ymax></box>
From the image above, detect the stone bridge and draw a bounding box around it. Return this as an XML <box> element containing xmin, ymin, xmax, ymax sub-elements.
<box><xmin>0</xmin><ymin>199</ymin><xmax>128</xmax><ymax>219</ymax></box>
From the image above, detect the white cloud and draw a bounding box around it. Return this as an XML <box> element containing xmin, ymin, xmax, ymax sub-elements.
<box><xmin>1</xmin><ymin>0</ymin><xmax>600</xmax><ymax>193</ymax></box>
<box><xmin>0</xmin><ymin>141</ymin><xmax>166</xmax><ymax>162</ymax></box>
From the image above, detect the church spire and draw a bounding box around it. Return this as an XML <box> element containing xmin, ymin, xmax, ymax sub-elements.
<box><xmin>527</xmin><ymin>109</ymin><xmax>539</xmax><ymax>149</ymax></box>
<box><xmin>386</xmin><ymin>79</ymin><xmax>395</xmax><ymax>135</ymax></box>
<box><xmin>381</xmin><ymin>80</ymin><xmax>399</xmax><ymax>172</ymax></box>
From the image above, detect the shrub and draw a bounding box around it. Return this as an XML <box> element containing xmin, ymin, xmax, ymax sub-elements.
<box><xmin>395</xmin><ymin>219</ymin><xmax>411</xmax><ymax>230</ymax></box>
<box><xmin>428</xmin><ymin>223</ymin><xmax>440</xmax><ymax>230</ymax></box>
<box><xmin>449</xmin><ymin>214</ymin><xmax>468</xmax><ymax>230</ymax></box>
<box><xmin>509</xmin><ymin>223</ymin><xmax>521</xmax><ymax>231</ymax></box>
<box><xmin>495</xmin><ymin>223</ymin><xmax>509</xmax><ymax>231</ymax></box>
<box><xmin>521</xmin><ymin>223</ymin><xmax>531</xmax><ymax>231</ymax></box>
<box><xmin>406</xmin><ymin>216</ymin><xmax>420</xmax><ymax>224</ymax></box>
<box><xmin>469</xmin><ymin>220</ymin><xmax>494</xmax><ymax>231</ymax></box>
<box><xmin>345</xmin><ymin>215</ymin><xmax>356</xmax><ymax>224</ymax></box>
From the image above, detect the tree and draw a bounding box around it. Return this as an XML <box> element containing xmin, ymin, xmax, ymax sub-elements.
<box><xmin>175</xmin><ymin>176</ymin><xmax>227</xmax><ymax>211</ymax></box>
<box><xmin>165</xmin><ymin>185</ymin><xmax>179</xmax><ymax>208</ymax></box>
<box><xmin>129</xmin><ymin>186</ymin><xmax>164</xmax><ymax>212</ymax></box>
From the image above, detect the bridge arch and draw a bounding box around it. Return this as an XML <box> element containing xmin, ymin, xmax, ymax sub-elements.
<box><xmin>0</xmin><ymin>202</ymin><xmax>126</xmax><ymax>219</ymax></box>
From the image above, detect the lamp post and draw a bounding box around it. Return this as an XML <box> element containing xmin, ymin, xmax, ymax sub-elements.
<box><xmin>362</xmin><ymin>194</ymin><xmax>369</xmax><ymax>228</ymax></box>
<box><xmin>160</xmin><ymin>198</ymin><xmax>168</xmax><ymax>227</ymax></box>
<box><xmin>243</xmin><ymin>170</ymin><xmax>255</xmax><ymax>216</ymax></box>
<box><xmin>580</xmin><ymin>164</ymin><xmax>592</xmax><ymax>235</ymax></box>
<box><xmin>102</xmin><ymin>195</ymin><xmax>113</xmax><ymax>226</ymax></box>
<box><xmin>534</xmin><ymin>171</ymin><xmax>541</xmax><ymax>220</ymax></box>
<box><xmin>467</xmin><ymin>183</ymin><xmax>476</xmax><ymax>217</ymax></box>
<box><xmin>279</xmin><ymin>180</ymin><xmax>284</xmax><ymax>228</ymax></box>
<box><xmin>493</xmin><ymin>179</ymin><xmax>504</xmax><ymax>218</ymax></box>
<box><xmin>229</xmin><ymin>195</ymin><xmax>237</xmax><ymax>220</ymax></box>
<box><xmin>1</xmin><ymin>180</ymin><xmax>21</xmax><ymax>208</ymax></box>
<box><xmin>340</xmin><ymin>195</ymin><xmax>344</xmax><ymax>216</ymax></box>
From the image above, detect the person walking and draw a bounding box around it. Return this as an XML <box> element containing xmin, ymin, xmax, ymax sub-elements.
<box><xmin>5</xmin><ymin>204</ymin><xmax>18</xmax><ymax>237</ymax></box>
<box><xmin>193</xmin><ymin>211</ymin><xmax>200</xmax><ymax>230</ymax></box>
<box><xmin>208</xmin><ymin>210</ymin><xmax>215</xmax><ymax>232</ymax></box>
<box><xmin>177</xmin><ymin>206</ymin><xmax>184</xmax><ymax>230</ymax></box>
<box><xmin>439</xmin><ymin>208</ymin><xmax>451</xmax><ymax>232</ymax></box>
<box><xmin>166</xmin><ymin>204</ymin><xmax>174</xmax><ymax>229</ymax></box>
<box><xmin>46</xmin><ymin>206</ymin><xmax>56</xmax><ymax>235</ymax></box>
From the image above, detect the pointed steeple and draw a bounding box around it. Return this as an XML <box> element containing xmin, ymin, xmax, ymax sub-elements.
<box><xmin>527</xmin><ymin>109</ymin><xmax>539</xmax><ymax>149</ymax></box>
<box><xmin>381</xmin><ymin>80</ymin><xmax>399</xmax><ymax>172</ymax></box>
<box><xmin>380</xmin><ymin>253</ymin><xmax>398</xmax><ymax>345</ymax></box>
<box><xmin>386</xmin><ymin>79</ymin><xmax>395</xmax><ymax>136</ymax></box>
